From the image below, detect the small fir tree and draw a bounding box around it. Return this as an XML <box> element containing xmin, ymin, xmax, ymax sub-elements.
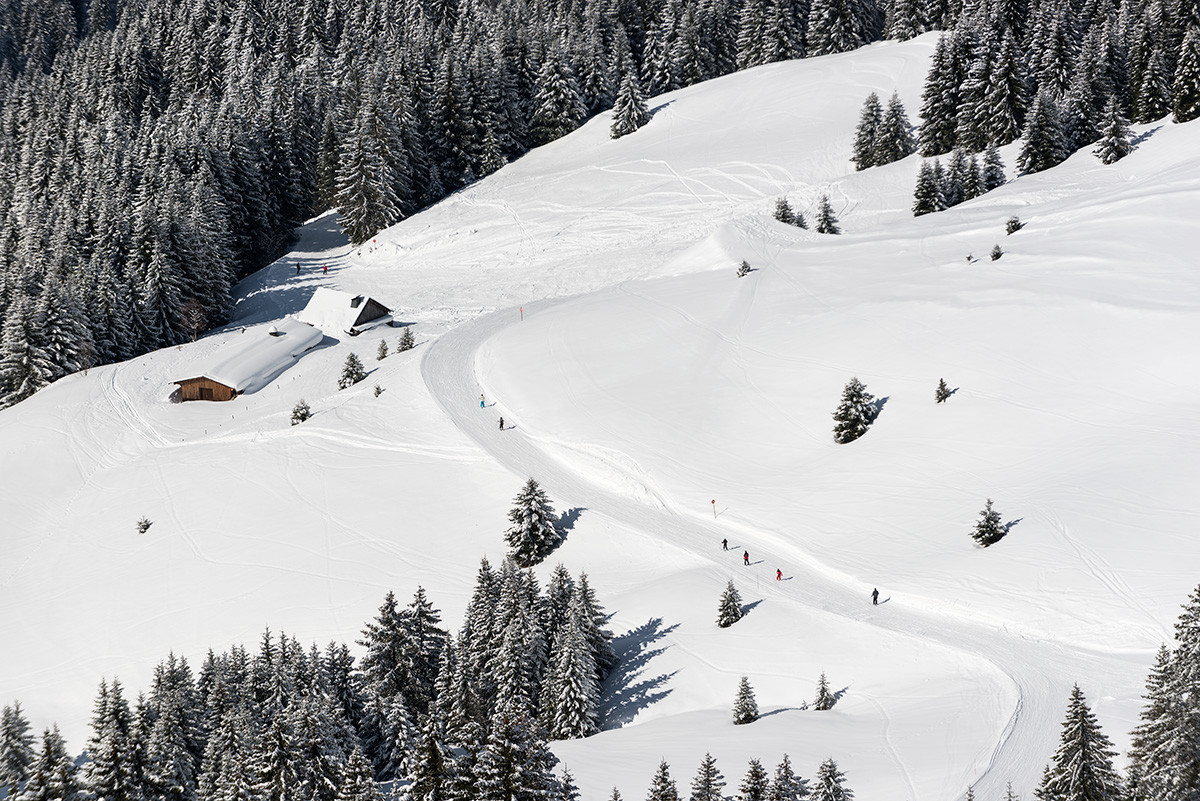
<box><xmin>813</xmin><ymin>673</ymin><xmax>836</xmax><ymax>710</ymax></box>
<box><xmin>717</xmin><ymin>581</ymin><xmax>744</xmax><ymax>628</ymax></box>
<box><xmin>991</xmin><ymin>245</ymin><xmax>1004</xmax><ymax>261</ymax></box>
<box><xmin>981</xmin><ymin>147</ymin><xmax>1007</xmax><ymax>192</ymax></box>
<box><xmin>913</xmin><ymin>160</ymin><xmax>942</xmax><ymax>216</ymax></box>
<box><xmin>338</xmin><ymin>353</ymin><xmax>366</xmax><ymax>389</ymax></box>
<box><xmin>738</xmin><ymin>760</ymin><xmax>771</xmax><ymax>801</ymax></box>
<box><xmin>851</xmin><ymin>93</ymin><xmax>883</xmax><ymax>170</ymax></box>
<box><xmin>690</xmin><ymin>754</ymin><xmax>725</xmax><ymax>801</ymax></box>
<box><xmin>291</xmin><ymin>400</ymin><xmax>312</xmax><ymax>425</ymax></box>
<box><xmin>831</xmin><ymin>377</ymin><xmax>876</xmax><ymax>444</ymax></box>
<box><xmin>733</xmin><ymin>677</ymin><xmax>759</xmax><ymax>725</ymax></box>
<box><xmin>808</xmin><ymin>758</ymin><xmax>852</xmax><ymax>801</ymax></box>
<box><xmin>971</xmin><ymin>499</ymin><xmax>1006</xmax><ymax>546</ymax></box>
<box><xmin>377</xmin><ymin>339</ymin><xmax>389</xmax><ymax>360</ymax></box>
<box><xmin>936</xmin><ymin>378</ymin><xmax>951</xmax><ymax>403</ymax></box>
<box><xmin>647</xmin><ymin>760</ymin><xmax>680</xmax><ymax>801</ymax></box>
<box><xmin>137</xmin><ymin>518</ymin><xmax>152</xmax><ymax>534</ymax></box>
<box><xmin>815</xmin><ymin>195</ymin><xmax>842</xmax><ymax>234</ymax></box>
<box><xmin>768</xmin><ymin>755</ymin><xmax>806</xmax><ymax>801</ymax></box>
<box><xmin>398</xmin><ymin>327</ymin><xmax>415</xmax><ymax>352</ymax></box>
<box><xmin>610</xmin><ymin>71</ymin><xmax>651</xmax><ymax>139</ymax></box>
<box><xmin>1094</xmin><ymin>97</ymin><xmax>1134</xmax><ymax>164</ymax></box>
<box><xmin>1006</xmin><ymin>216</ymin><xmax>1024</xmax><ymax>234</ymax></box>
<box><xmin>773</xmin><ymin>198</ymin><xmax>797</xmax><ymax>224</ymax></box>
<box><xmin>504</xmin><ymin>478</ymin><xmax>562</xmax><ymax>567</ymax></box>
<box><xmin>373</xmin><ymin>385</ymin><xmax>383</xmax><ymax>397</ymax></box>
<box><xmin>737</xmin><ymin>261</ymin><xmax>752</xmax><ymax>277</ymax></box>
<box><xmin>0</xmin><ymin>702</ymin><xmax>35</xmax><ymax>798</ymax></box>
<box><xmin>872</xmin><ymin>92</ymin><xmax>917</xmax><ymax>166</ymax></box>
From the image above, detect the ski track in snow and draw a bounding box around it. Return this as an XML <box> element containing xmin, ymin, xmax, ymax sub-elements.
<box><xmin>421</xmin><ymin>299</ymin><xmax>1125</xmax><ymax>800</ymax></box>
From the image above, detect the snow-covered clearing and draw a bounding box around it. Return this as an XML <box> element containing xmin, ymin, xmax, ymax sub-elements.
<box><xmin>4</xmin><ymin>32</ymin><xmax>1200</xmax><ymax>801</ymax></box>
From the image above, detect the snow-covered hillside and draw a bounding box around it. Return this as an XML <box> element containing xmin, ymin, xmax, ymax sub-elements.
<box><xmin>4</xmin><ymin>33</ymin><xmax>1200</xmax><ymax>801</ymax></box>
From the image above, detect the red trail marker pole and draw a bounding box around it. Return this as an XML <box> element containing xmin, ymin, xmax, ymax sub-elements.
<box><xmin>711</xmin><ymin>499</ymin><xmax>716</xmax><ymax>518</ymax></box>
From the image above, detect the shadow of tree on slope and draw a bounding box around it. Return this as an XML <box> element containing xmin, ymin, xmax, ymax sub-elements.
<box><xmin>600</xmin><ymin>617</ymin><xmax>679</xmax><ymax>729</ymax></box>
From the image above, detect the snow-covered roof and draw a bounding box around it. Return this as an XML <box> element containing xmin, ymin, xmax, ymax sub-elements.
<box><xmin>177</xmin><ymin>317</ymin><xmax>324</xmax><ymax>394</ymax></box>
<box><xmin>294</xmin><ymin>287</ymin><xmax>391</xmax><ymax>334</ymax></box>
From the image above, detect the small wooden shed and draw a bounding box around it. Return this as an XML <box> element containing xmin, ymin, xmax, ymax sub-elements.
<box><xmin>173</xmin><ymin>318</ymin><xmax>324</xmax><ymax>402</ymax></box>
<box><xmin>296</xmin><ymin>288</ymin><xmax>392</xmax><ymax>335</ymax></box>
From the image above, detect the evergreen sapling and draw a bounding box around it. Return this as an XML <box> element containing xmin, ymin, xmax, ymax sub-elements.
<box><xmin>398</xmin><ymin>327</ymin><xmax>415</xmax><ymax>352</ymax></box>
<box><xmin>813</xmin><ymin>672</ymin><xmax>836</xmax><ymax>710</ymax></box>
<box><xmin>831</xmin><ymin>377</ymin><xmax>876</xmax><ymax>444</ymax></box>
<box><xmin>815</xmin><ymin>195</ymin><xmax>842</xmax><ymax>234</ymax></box>
<box><xmin>733</xmin><ymin>677</ymin><xmax>759</xmax><ymax>724</ymax></box>
<box><xmin>338</xmin><ymin>353</ymin><xmax>366</xmax><ymax>389</ymax></box>
<box><xmin>936</xmin><ymin>378</ymin><xmax>951</xmax><ymax>403</ymax></box>
<box><xmin>738</xmin><ymin>760</ymin><xmax>771</xmax><ymax>801</ymax></box>
<box><xmin>991</xmin><ymin>244</ymin><xmax>1003</xmax><ymax>261</ymax></box>
<box><xmin>377</xmin><ymin>339</ymin><xmax>389</xmax><ymax>360</ymax></box>
<box><xmin>292</xmin><ymin>399</ymin><xmax>312</xmax><ymax>425</ymax></box>
<box><xmin>971</xmin><ymin>499</ymin><xmax>1006</xmax><ymax>546</ymax></box>
<box><xmin>717</xmin><ymin>581</ymin><xmax>744</xmax><ymax>628</ymax></box>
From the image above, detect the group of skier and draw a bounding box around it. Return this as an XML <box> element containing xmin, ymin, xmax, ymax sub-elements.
<box><xmin>722</xmin><ymin>537</ymin><xmax>880</xmax><ymax>605</ymax></box>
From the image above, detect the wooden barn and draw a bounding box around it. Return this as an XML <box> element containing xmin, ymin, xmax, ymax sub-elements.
<box><xmin>296</xmin><ymin>287</ymin><xmax>392</xmax><ymax>335</ymax></box>
<box><xmin>173</xmin><ymin>318</ymin><xmax>324</xmax><ymax>402</ymax></box>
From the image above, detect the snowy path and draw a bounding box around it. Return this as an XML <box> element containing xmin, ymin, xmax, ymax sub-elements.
<box><xmin>421</xmin><ymin>297</ymin><xmax>1137</xmax><ymax>800</ymax></box>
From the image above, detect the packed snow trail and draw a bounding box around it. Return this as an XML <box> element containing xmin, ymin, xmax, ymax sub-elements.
<box><xmin>421</xmin><ymin>296</ymin><xmax>1136</xmax><ymax>801</ymax></box>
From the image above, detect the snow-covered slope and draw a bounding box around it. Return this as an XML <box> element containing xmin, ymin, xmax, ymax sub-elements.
<box><xmin>4</xmin><ymin>32</ymin><xmax>1200</xmax><ymax>801</ymax></box>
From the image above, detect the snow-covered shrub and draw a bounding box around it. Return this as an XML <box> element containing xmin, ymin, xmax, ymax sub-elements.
<box><xmin>291</xmin><ymin>399</ymin><xmax>311</xmax><ymax>425</ymax></box>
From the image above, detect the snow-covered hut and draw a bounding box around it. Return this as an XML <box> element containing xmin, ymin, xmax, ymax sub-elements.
<box><xmin>173</xmin><ymin>318</ymin><xmax>324</xmax><ymax>401</ymax></box>
<box><xmin>295</xmin><ymin>288</ymin><xmax>392</xmax><ymax>335</ymax></box>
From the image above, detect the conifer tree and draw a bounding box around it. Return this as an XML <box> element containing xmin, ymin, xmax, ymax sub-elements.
<box><xmin>376</xmin><ymin>340</ymin><xmax>388</xmax><ymax>361</ymax></box>
<box><xmin>610</xmin><ymin>71</ymin><xmax>651</xmax><ymax>139</ymax></box>
<box><xmin>851</xmin><ymin>93</ymin><xmax>883</xmax><ymax>171</ymax></box>
<box><xmin>1136</xmin><ymin>47</ymin><xmax>1173</xmax><ymax>123</ymax></box>
<box><xmin>815</xmin><ymin>195</ymin><xmax>841</xmax><ymax>234</ymax></box>
<box><xmin>16</xmin><ymin>725</ymin><xmax>80</xmax><ymax>801</ymax></box>
<box><xmin>936</xmin><ymin>378</ymin><xmax>951</xmax><ymax>403</ymax></box>
<box><xmin>336</xmin><ymin>750</ymin><xmax>380</xmax><ymax>801</ymax></box>
<box><xmin>1126</xmin><ymin>646</ymin><xmax>1176</xmax><ymax>801</ymax></box>
<box><xmin>912</xmin><ymin>161</ymin><xmax>942</xmax><ymax>216</ymax></box>
<box><xmin>984</xmin><ymin>31</ymin><xmax>1029</xmax><ymax>147</ymax></box>
<box><xmin>873</xmin><ymin>92</ymin><xmax>916</xmax><ymax>165</ymax></box>
<box><xmin>398</xmin><ymin>327</ymin><xmax>415</xmax><ymax>352</ymax></box>
<box><xmin>532</xmin><ymin>53</ymin><xmax>588</xmax><ymax>146</ymax></box>
<box><xmin>1094</xmin><ymin>97</ymin><xmax>1134</xmax><ymax>163</ymax></box>
<box><xmin>813</xmin><ymin>673</ymin><xmax>836</xmax><ymax>710</ymax></box>
<box><xmin>504</xmin><ymin>478</ymin><xmax>562</xmax><ymax>567</ymax></box>
<box><xmin>0</xmin><ymin>703</ymin><xmax>35</xmax><ymax>799</ymax></box>
<box><xmin>474</xmin><ymin>709</ymin><xmax>558</xmax><ymax>801</ymax></box>
<box><xmin>919</xmin><ymin>36</ymin><xmax>962</xmax><ymax>156</ymax></box>
<box><xmin>773</xmin><ymin>198</ymin><xmax>797</xmax><ymax>225</ymax></box>
<box><xmin>1017</xmin><ymin>90</ymin><xmax>1068</xmax><ymax>175</ymax></box>
<box><xmin>943</xmin><ymin>149</ymin><xmax>968</xmax><ymax>207</ymax></box>
<box><xmin>338</xmin><ymin>353</ymin><xmax>366</xmax><ymax>389</ymax></box>
<box><xmin>546</xmin><ymin>594</ymin><xmax>601</xmax><ymax>740</ymax></box>
<box><xmin>647</xmin><ymin>761</ymin><xmax>680</xmax><ymax>801</ymax></box>
<box><xmin>981</xmin><ymin>147</ymin><xmax>1007</xmax><ymax>191</ymax></box>
<box><xmin>0</xmin><ymin>292</ymin><xmax>55</xmax><ymax>408</ymax></box>
<box><xmin>1035</xmin><ymin>686</ymin><xmax>1124</xmax><ymax>801</ymax></box>
<box><xmin>831</xmin><ymin>377</ymin><xmax>875</xmax><ymax>444</ymax></box>
<box><xmin>402</xmin><ymin>722</ymin><xmax>448</xmax><ymax>801</ymax></box>
<box><xmin>291</xmin><ymin>400</ymin><xmax>312</xmax><ymax>426</ymax></box>
<box><xmin>1175</xmin><ymin>25</ymin><xmax>1200</xmax><ymax>123</ymax></box>
<box><xmin>808</xmin><ymin>759</ymin><xmax>852</xmax><ymax>801</ymax></box>
<box><xmin>717</xmin><ymin>581</ymin><xmax>744</xmax><ymax>628</ymax></box>
<box><xmin>689</xmin><ymin>755</ymin><xmax>725</xmax><ymax>801</ymax></box>
<box><xmin>738</xmin><ymin>761</ymin><xmax>770</xmax><ymax>801</ymax></box>
<box><xmin>83</xmin><ymin>679</ymin><xmax>145</xmax><ymax>801</ymax></box>
<box><xmin>733</xmin><ymin>677</ymin><xmax>759</xmax><ymax>725</ymax></box>
<box><xmin>768</xmin><ymin>755</ymin><xmax>806</xmax><ymax>801</ymax></box>
<box><xmin>971</xmin><ymin>499</ymin><xmax>1005</xmax><ymax>546</ymax></box>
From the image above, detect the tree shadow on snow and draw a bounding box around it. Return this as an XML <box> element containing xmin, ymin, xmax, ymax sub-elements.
<box><xmin>872</xmin><ymin>396</ymin><xmax>890</xmax><ymax>420</ymax></box>
<box><xmin>740</xmin><ymin>599</ymin><xmax>763</xmax><ymax>618</ymax></box>
<box><xmin>834</xmin><ymin>685</ymin><xmax>851</xmax><ymax>703</ymax></box>
<box><xmin>557</xmin><ymin>507</ymin><xmax>586</xmax><ymax>534</ymax></box>
<box><xmin>1133</xmin><ymin>126</ymin><xmax>1163</xmax><ymax>146</ymax></box>
<box><xmin>1004</xmin><ymin>517</ymin><xmax>1023</xmax><ymax>534</ymax></box>
<box><xmin>758</xmin><ymin>706</ymin><xmax>807</xmax><ymax>719</ymax></box>
<box><xmin>600</xmin><ymin>617</ymin><xmax>679</xmax><ymax>729</ymax></box>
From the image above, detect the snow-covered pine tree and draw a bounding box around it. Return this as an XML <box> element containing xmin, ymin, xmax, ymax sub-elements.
<box><xmin>532</xmin><ymin>52</ymin><xmax>588</xmax><ymax>146</ymax></box>
<box><xmin>1136</xmin><ymin>47</ymin><xmax>1173</xmax><ymax>123</ymax></box>
<box><xmin>610</xmin><ymin>70</ymin><xmax>651</xmax><ymax>139</ymax></box>
<box><xmin>1176</xmin><ymin>25</ymin><xmax>1200</xmax><ymax>123</ymax></box>
<box><xmin>1094</xmin><ymin>96</ymin><xmax>1134</xmax><ymax>164</ymax></box>
<box><xmin>738</xmin><ymin>260</ymin><xmax>752</xmax><ymax>278</ymax></box>
<box><xmin>912</xmin><ymin>160</ymin><xmax>942</xmax><ymax>216</ymax></box>
<box><xmin>971</xmin><ymin>499</ymin><xmax>1005</xmax><ymax>546</ymax></box>
<box><xmin>505</xmin><ymin>478</ymin><xmax>562</xmax><ymax>567</ymax></box>
<box><xmin>559</xmin><ymin>768</ymin><xmax>581</xmax><ymax>801</ymax></box>
<box><xmin>808</xmin><ymin>759</ymin><xmax>852</xmax><ymax>801</ymax></box>
<box><xmin>0</xmin><ymin>291</ymin><xmax>55</xmax><ymax>408</ymax></box>
<box><xmin>1017</xmin><ymin>89</ymin><xmax>1067</xmax><ymax>174</ymax></box>
<box><xmin>815</xmin><ymin>195</ymin><xmax>841</xmax><ymax>234</ymax></box>
<box><xmin>851</xmin><ymin>93</ymin><xmax>883</xmax><ymax>170</ymax></box>
<box><xmin>402</xmin><ymin>722</ymin><xmax>448</xmax><ymax>801</ymax></box>
<box><xmin>877</xmin><ymin>92</ymin><xmax>917</xmax><ymax>166</ymax></box>
<box><xmin>398</xmin><ymin>327</ymin><xmax>415</xmax><ymax>352</ymax></box>
<box><xmin>738</xmin><ymin>761</ymin><xmax>771</xmax><ymax>801</ymax></box>
<box><xmin>338</xmin><ymin>353</ymin><xmax>366</xmax><ymax>389</ymax></box>
<box><xmin>773</xmin><ymin>198</ymin><xmax>797</xmax><ymax>225</ymax></box>
<box><xmin>474</xmin><ymin>709</ymin><xmax>558</xmax><ymax>801</ymax></box>
<box><xmin>0</xmin><ymin>703</ymin><xmax>35</xmax><ymax>798</ymax></box>
<box><xmin>291</xmin><ymin>400</ymin><xmax>312</xmax><ymax>426</ymax></box>
<box><xmin>717</xmin><ymin>581</ymin><xmax>744</xmax><ymax>628</ymax></box>
<box><xmin>732</xmin><ymin>677</ymin><xmax>759</xmax><ymax>725</ymax></box>
<box><xmin>396</xmin><ymin>587</ymin><xmax>449</xmax><ymax>716</ymax></box>
<box><xmin>357</xmin><ymin>592</ymin><xmax>406</xmax><ymax>701</ymax></box>
<box><xmin>376</xmin><ymin>340</ymin><xmax>388</xmax><ymax>360</ymax></box>
<box><xmin>942</xmin><ymin>149</ymin><xmax>967</xmax><ymax>207</ymax></box>
<box><xmin>919</xmin><ymin>35</ymin><xmax>962</xmax><ymax>156</ymax></box>
<box><xmin>83</xmin><ymin>679</ymin><xmax>146</xmax><ymax>801</ymax></box>
<box><xmin>936</xmin><ymin>378</ymin><xmax>951</xmax><ymax>403</ymax></box>
<box><xmin>689</xmin><ymin>754</ymin><xmax>726</xmax><ymax>801</ymax></box>
<box><xmin>574</xmin><ymin>572</ymin><xmax>618</xmax><ymax>680</ymax></box>
<box><xmin>1006</xmin><ymin>216</ymin><xmax>1024</xmax><ymax>234</ymax></box>
<box><xmin>768</xmin><ymin>755</ymin><xmax>806</xmax><ymax>801</ymax></box>
<box><xmin>335</xmin><ymin>102</ymin><xmax>405</xmax><ymax>246</ymax></box>
<box><xmin>831</xmin><ymin>377</ymin><xmax>876</xmax><ymax>444</ymax></box>
<box><xmin>991</xmin><ymin>245</ymin><xmax>1004</xmax><ymax>261</ymax></box>
<box><xmin>984</xmin><ymin>30</ymin><xmax>1029</xmax><ymax>147</ymax></box>
<box><xmin>647</xmin><ymin>760</ymin><xmax>681</xmax><ymax>801</ymax></box>
<box><xmin>546</xmin><ymin>594</ymin><xmax>601</xmax><ymax>740</ymax></box>
<box><xmin>336</xmin><ymin>750</ymin><xmax>380</xmax><ymax>801</ymax></box>
<box><xmin>15</xmin><ymin>725</ymin><xmax>80</xmax><ymax>801</ymax></box>
<box><xmin>813</xmin><ymin>673</ymin><xmax>836</xmax><ymax>710</ymax></box>
<box><xmin>1035</xmin><ymin>685</ymin><xmax>1124</xmax><ymax>801</ymax></box>
<box><xmin>144</xmin><ymin>654</ymin><xmax>204</xmax><ymax>801</ymax></box>
<box><xmin>981</xmin><ymin>146</ymin><xmax>1007</xmax><ymax>191</ymax></box>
